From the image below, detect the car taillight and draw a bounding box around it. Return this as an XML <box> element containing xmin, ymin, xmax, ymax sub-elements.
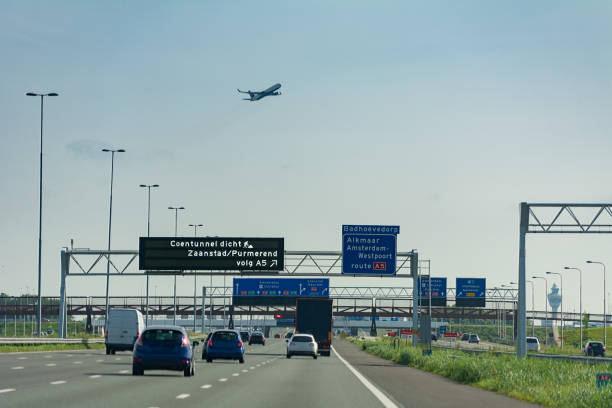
<box><xmin>105</xmin><ymin>330</ymin><xmax>108</xmax><ymax>339</ymax></box>
<box><xmin>604</xmin><ymin>347</ymin><xmax>607</xmax><ymax>350</ymax></box>
<box><xmin>181</xmin><ymin>335</ymin><xmax>190</xmax><ymax>348</ymax></box>
<box><xmin>309</xmin><ymin>342</ymin><xmax>315</xmax><ymax>346</ymax></box>
<box><xmin>237</xmin><ymin>340</ymin><xmax>243</xmax><ymax>348</ymax></box>
<box><xmin>290</xmin><ymin>342</ymin><xmax>296</xmax><ymax>346</ymax></box>
<box><xmin>587</xmin><ymin>346</ymin><xmax>592</xmax><ymax>349</ymax></box>
<box><xmin>321</xmin><ymin>344</ymin><xmax>329</xmax><ymax>349</ymax></box>
<box><xmin>134</xmin><ymin>357</ymin><xmax>142</xmax><ymax>362</ymax></box>
<box><xmin>181</xmin><ymin>359</ymin><xmax>190</xmax><ymax>364</ymax></box>
<box><xmin>208</xmin><ymin>340</ymin><xmax>213</xmax><ymax>348</ymax></box>
<box><xmin>135</xmin><ymin>335</ymin><xmax>144</xmax><ymax>347</ymax></box>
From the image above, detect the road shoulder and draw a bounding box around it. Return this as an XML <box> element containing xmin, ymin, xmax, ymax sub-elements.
<box><xmin>333</xmin><ymin>339</ymin><xmax>541</xmax><ymax>408</ymax></box>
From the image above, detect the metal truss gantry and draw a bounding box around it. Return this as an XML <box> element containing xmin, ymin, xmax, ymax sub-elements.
<box><xmin>517</xmin><ymin>203</ymin><xmax>612</xmax><ymax>357</ymax></box>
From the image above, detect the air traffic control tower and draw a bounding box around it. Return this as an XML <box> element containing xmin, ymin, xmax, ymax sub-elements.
<box><xmin>548</xmin><ymin>283</ymin><xmax>562</xmax><ymax>324</ymax></box>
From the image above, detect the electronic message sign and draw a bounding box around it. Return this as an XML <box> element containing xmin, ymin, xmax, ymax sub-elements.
<box><xmin>419</xmin><ymin>277</ymin><xmax>447</xmax><ymax>306</ymax></box>
<box><xmin>232</xmin><ymin>278</ymin><xmax>329</xmax><ymax>306</ymax></box>
<box><xmin>139</xmin><ymin>237</ymin><xmax>284</xmax><ymax>271</ymax></box>
<box><xmin>342</xmin><ymin>225</ymin><xmax>399</xmax><ymax>275</ymax></box>
<box><xmin>456</xmin><ymin>278</ymin><xmax>486</xmax><ymax>307</ymax></box>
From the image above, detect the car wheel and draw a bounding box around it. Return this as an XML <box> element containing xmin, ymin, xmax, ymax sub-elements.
<box><xmin>111</xmin><ymin>349</ymin><xmax>116</xmax><ymax>355</ymax></box>
<box><xmin>286</xmin><ymin>353</ymin><xmax>291</xmax><ymax>359</ymax></box>
<box><xmin>190</xmin><ymin>362</ymin><xmax>195</xmax><ymax>376</ymax></box>
<box><xmin>313</xmin><ymin>354</ymin><xmax>317</xmax><ymax>359</ymax></box>
<box><xmin>201</xmin><ymin>352</ymin><xmax>206</xmax><ymax>360</ymax></box>
<box><xmin>132</xmin><ymin>364</ymin><xmax>143</xmax><ymax>376</ymax></box>
<box><xmin>184</xmin><ymin>365</ymin><xmax>192</xmax><ymax>377</ymax></box>
<box><xmin>206</xmin><ymin>357</ymin><xmax>212</xmax><ymax>363</ymax></box>
<box><xmin>239</xmin><ymin>357</ymin><xmax>245</xmax><ymax>364</ymax></box>
<box><xmin>106</xmin><ymin>346</ymin><xmax>110</xmax><ymax>355</ymax></box>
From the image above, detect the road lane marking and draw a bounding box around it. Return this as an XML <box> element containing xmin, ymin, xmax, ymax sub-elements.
<box><xmin>332</xmin><ymin>346</ymin><xmax>398</xmax><ymax>408</ymax></box>
<box><xmin>0</xmin><ymin>389</ymin><xmax>16</xmax><ymax>394</ymax></box>
<box><xmin>232</xmin><ymin>373</ymin><xmax>239</xmax><ymax>376</ymax></box>
<box><xmin>176</xmin><ymin>394</ymin><xmax>190</xmax><ymax>399</ymax></box>
<box><xmin>45</xmin><ymin>363</ymin><xmax>56</xmax><ymax>367</ymax></box>
<box><xmin>17</xmin><ymin>357</ymin><xmax>27</xmax><ymax>360</ymax></box>
<box><xmin>256</xmin><ymin>364</ymin><xmax>261</xmax><ymax>367</ymax></box>
<box><xmin>200</xmin><ymin>384</ymin><xmax>212</xmax><ymax>389</ymax></box>
<box><xmin>241</xmin><ymin>369</ymin><xmax>248</xmax><ymax>373</ymax></box>
<box><xmin>119</xmin><ymin>370</ymin><xmax>129</xmax><ymax>374</ymax></box>
<box><xmin>250</xmin><ymin>366</ymin><xmax>255</xmax><ymax>369</ymax></box>
<box><xmin>89</xmin><ymin>375</ymin><xmax>102</xmax><ymax>379</ymax></box>
<box><xmin>11</xmin><ymin>366</ymin><xmax>24</xmax><ymax>370</ymax></box>
<box><xmin>67</xmin><ymin>354</ymin><xmax>73</xmax><ymax>357</ymax></box>
<box><xmin>96</xmin><ymin>359</ymin><xmax>104</xmax><ymax>362</ymax></box>
<box><xmin>50</xmin><ymin>381</ymin><xmax>66</xmax><ymax>385</ymax></box>
<box><xmin>44</xmin><ymin>355</ymin><xmax>52</xmax><ymax>358</ymax></box>
<box><xmin>73</xmin><ymin>361</ymin><xmax>82</xmax><ymax>364</ymax></box>
<box><xmin>219</xmin><ymin>378</ymin><xmax>227</xmax><ymax>382</ymax></box>
<box><xmin>115</xmin><ymin>357</ymin><xmax>121</xmax><ymax>360</ymax></box>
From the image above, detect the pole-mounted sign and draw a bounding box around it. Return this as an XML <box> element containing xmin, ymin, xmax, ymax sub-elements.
<box><xmin>139</xmin><ymin>237</ymin><xmax>284</xmax><ymax>271</ymax></box>
<box><xmin>341</xmin><ymin>225</ymin><xmax>399</xmax><ymax>275</ymax></box>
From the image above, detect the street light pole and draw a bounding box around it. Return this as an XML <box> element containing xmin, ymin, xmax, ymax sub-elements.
<box><xmin>546</xmin><ymin>272</ymin><xmax>563</xmax><ymax>348</ymax></box>
<box><xmin>586</xmin><ymin>260</ymin><xmax>606</xmax><ymax>347</ymax></box>
<box><xmin>532</xmin><ymin>276</ymin><xmax>548</xmax><ymax>345</ymax></box>
<box><xmin>189</xmin><ymin>224</ymin><xmax>203</xmax><ymax>332</ymax></box>
<box><xmin>140</xmin><ymin>184</ymin><xmax>159</xmax><ymax>326</ymax></box>
<box><xmin>168</xmin><ymin>206</ymin><xmax>185</xmax><ymax>325</ymax></box>
<box><xmin>102</xmin><ymin>148</ymin><xmax>125</xmax><ymax>332</ymax></box>
<box><xmin>26</xmin><ymin>91</ymin><xmax>58</xmax><ymax>336</ymax></box>
<box><xmin>564</xmin><ymin>266</ymin><xmax>583</xmax><ymax>347</ymax></box>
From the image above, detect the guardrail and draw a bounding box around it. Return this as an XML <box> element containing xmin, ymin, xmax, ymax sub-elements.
<box><xmin>432</xmin><ymin>342</ymin><xmax>612</xmax><ymax>364</ymax></box>
<box><xmin>0</xmin><ymin>337</ymin><xmax>104</xmax><ymax>345</ymax></box>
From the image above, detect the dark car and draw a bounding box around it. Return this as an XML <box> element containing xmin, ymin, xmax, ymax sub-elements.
<box><xmin>460</xmin><ymin>333</ymin><xmax>470</xmax><ymax>341</ymax></box>
<box><xmin>239</xmin><ymin>331</ymin><xmax>250</xmax><ymax>343</ymax></box>
<box><xmin>468</xmin><ymin>334</ymin><xmax>480</xmax><ymax>344</ymax></box>
<box><xmin>584</xmin><ymin>341</ymin><xmax>606</xmax><ymax>357</ymax></box>
<box><xmin>431</xmin><ymin>333</ymin><xmax>438</xmax><ymax>341</ymax></box>
<box><xmin>132</xmin><ymin>325</ymin><xmax>195</xmax><ymax>377</ymax></box>
<box><xmin>249</xmin><ymin>332</ymin><xmax>265</xmax><ymax>346</ymax></box>
<box><xmin>201</xmin><ymin>332</ymin><xmax>214</xmax><ymax>360</ymax></box>
<box><xmin>206</xmin><ymin>330</ymin><xmax>245</xmax><ymax>363</ymax></box>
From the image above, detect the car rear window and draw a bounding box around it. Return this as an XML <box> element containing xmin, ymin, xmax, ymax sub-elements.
<box><xmin>292</xmin><ymin>336</ymin><xmax>312</xmax><ymax>342</ymax></box>
<box><xmin>527</xmin><ymin>338</ymin><xmax>538</xmax><ymax>343</ymax></box>
<box><xmin>213</xmin><ymin>331</ymin><xmax>238</xmax><ymax>341</ymax></box>
<box><xmin>591</xmin><ymin>342</ymin><xmax>604</xmax><ymax>348</ymax></box>
<box><xmin>143</xmin><ymin>329</ymin><xmax>183</xmax><ymax>343</ymax></box>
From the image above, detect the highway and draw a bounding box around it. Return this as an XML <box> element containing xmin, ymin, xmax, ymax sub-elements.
<box><xmin>0</xmin><ymin>339</ymin><xmax>539</xmax><ymax>408</ymax></box>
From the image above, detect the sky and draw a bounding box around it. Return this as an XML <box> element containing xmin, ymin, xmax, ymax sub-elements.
<box><xmin>1</xmin><ymin>1</ymin><xmax>612</xmax><ymax>317</ymax></box>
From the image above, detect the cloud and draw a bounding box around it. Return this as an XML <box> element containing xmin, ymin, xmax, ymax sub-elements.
<box><xmin>65</xmin><ymin>139</ymin><xmax>105</xmax><ymax>159</ymax></box>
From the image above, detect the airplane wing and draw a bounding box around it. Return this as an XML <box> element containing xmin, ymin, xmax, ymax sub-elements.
<box><xmin>237</xmin><ymin>89</ymin><xmax>250</xmax><ymax>94</ymax></box>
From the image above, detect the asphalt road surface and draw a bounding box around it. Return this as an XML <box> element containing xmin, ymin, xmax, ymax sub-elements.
<box><xmin>0</xmin><ymin>339</ymin><xmax>539</xmax><ymax>408</ymax></box>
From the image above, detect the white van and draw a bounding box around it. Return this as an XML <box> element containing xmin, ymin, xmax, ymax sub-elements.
<box><xmin>105</xmin><ymin>308</ymin><xmax>145</xmax><ymax>355</ymax></box>
<box><xmin>526</xmin><ymin>336</ymin><xmax>541</xmax><ymax>351</ymax></box>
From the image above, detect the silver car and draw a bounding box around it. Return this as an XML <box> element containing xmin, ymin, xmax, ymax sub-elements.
<box><xmin>286</xmin><ymin>334</ymin><xmax>318</xmax><ymax>359</ymax></box>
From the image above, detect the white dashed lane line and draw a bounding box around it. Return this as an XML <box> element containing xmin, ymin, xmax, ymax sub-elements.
<box><xmin>118</xmin><ymin>370</ymin><xmax>129</xmax><ymax>374</ymax></box>
<box><xmin>50</xmin><ymin>381</ymin><xmax>66</xmax><ymax>385</ymax></box>
<box><xmin>200</xmin><ymin>384</ymin><xmax>212</xmax><ymax>389</ymax></box>
<box><xmin>96</xmin><ymin>359</ymin><xmax>104</xmax><ymax>362</ymax></box>
<box><xmin>45</xmin><ymin>363</ymin><xmax>56</xmax><ymax>367</ymax></box>
<box><xmin>115</xmin><ymin>357</ymin><xmax>121</xmax><ymax>361</ymax></box>
<box><xmin>232</xmin><ymin>373</ymin><xmax>239</xmax><ymax>377</ymax></box>
<box><xmin>73</xmin><ymin>361</ymin><xmax>82</xmax><ymax>364</ymax></box>
<box><xmin>0</xmin><ymin>388</ymin><xmax>16</xmax><ymax>394</ymax></box>
<box><xmin>17</xmin><ymin>357</ymin><xmax>28</xmax><ymax>360</ymax></box>
<box><xmin>44</xmin><ymin>355</ymin><xmax>52</xmax><ymax>358</ymax></box>
<box><xmin>241</xmin><ymin>369</ymin><xmax>248</xmax><ymax>373</ymax></box>
<box><xmin>11</xmin><ymin>366</ymin><xmax>24</xmax><ymax>370</ymax></box>
<box><xmin>89</xmin><ymin>375</ymin><xmax>102</xmax><ymax>379</ymax></box>
<box><xmin>250</xmin><ymin>366</ymin><xmax>255</xmax><ymax>369</ymax></box>
<box><xmin>218</xmin><ymin>378</ymin><xmax>227</xmax><ymax>382</ymax></box>
<box><xmin>176</xmin><ymin>394</ymin><xmax>190</xmax><ymax>399</ymax></box>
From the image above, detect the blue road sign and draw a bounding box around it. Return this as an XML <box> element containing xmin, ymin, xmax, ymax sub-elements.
<box><xmin>456</xmin><ymin>278</ymin><xmax>486</xmax><ymax>307</ymax></box>
<box><xmin>439</xmin><ymin>325</ymin><xmax>447</xmax><ymax>335</ymax></box>
<box><xmin>233</xmin><ymin>278</ymin><xmax>329</xmax><ymax>297</ymax></box>
<box><xmin>342</xmin><ymin>225</ymin><xmax>399</xmax><ymax>275</ymax></box>
<box><xmin>419</xmin><ymin>277</ymin><xmax>447</xmax><ymax>298</ymax></box>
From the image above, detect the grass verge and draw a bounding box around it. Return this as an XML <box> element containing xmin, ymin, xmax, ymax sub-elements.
<box><xmin>0</xmin><ymin>343</ymin><xmax>105</xmax><ymax>353</ymax></box>
<box><xmin>348</xmin><ymin>337</ymin><xmax>612</xmax><ymax>407</ymax></box>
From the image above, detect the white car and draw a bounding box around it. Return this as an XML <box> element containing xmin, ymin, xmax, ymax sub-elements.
<box><xmin>526</xmin><ymin>336</ymin><xmax>540</xmax><ymax>351</ymax></box>
<box><xmin>286</xmin><ymin>334</ymin><xmax>318</xmax><ymax>359</ymax></box>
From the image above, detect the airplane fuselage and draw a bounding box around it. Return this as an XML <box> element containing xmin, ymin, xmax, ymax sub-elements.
<box><xmin>238</xmin><ymin>83</ymin><xmax>282</xmax><ymax>101</ymax></box>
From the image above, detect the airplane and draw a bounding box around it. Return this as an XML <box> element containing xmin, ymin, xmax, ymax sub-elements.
<box><xmin>237</xmin><ymin>83</ymin><xmax>281</xmax><ymax>101</ymax></box>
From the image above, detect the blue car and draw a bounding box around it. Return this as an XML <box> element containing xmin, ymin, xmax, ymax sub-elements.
<box><xmin>205</xmin><ymin>330</ymin><xmax>245</xmax><ymax>363</ymax></box>
<box><xmin>132</xmin><ymin>325</ymin><xmax>195</xmax><ymax>377</ymax></box>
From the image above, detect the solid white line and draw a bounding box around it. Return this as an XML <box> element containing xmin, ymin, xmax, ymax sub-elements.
<box><xmin>11</xmin><ymin>366</ymin><xmax>24</xmax><ymax>370</ymax></box>
<box><xmin>89</xmin><ymin>375</ymin><xmax>102</xmax><ymax>379</ymax></box>
<box><xmin>200</xmin><ymin>384</ymin><xmax>212</xmax><ymax>389</ymax></box>
<box><xmin>218</xmin><ymin>378</ymin><xmax>227</xmax><ymax>382</ymax></box>
<box><xmin>0</xmin><ymin>389</ymin><xmax>16</xmax><ymax>394</ymax></box>
<box><xmin>176</xmin><ymin>394</ymin><xmax>190</xmax><ymax>399</ymax></box>
<box><xmin>50</xmin><ymin>380</ymin><xmax>66</xmax><ymax>385</ymax></box>
<box><xmin>331</xmin><ymin>346</ymin><xmax>399</xmax><ymax>408</ymax></box>
<box><xmin>45</xmin><ymin>363</ymin><xmax>56</xmax><ymax>367</ymax></box>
